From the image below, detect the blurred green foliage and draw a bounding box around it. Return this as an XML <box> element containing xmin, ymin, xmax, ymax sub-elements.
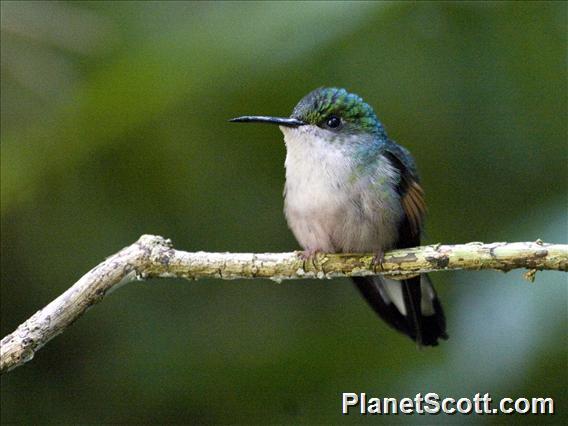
<box><xmin>1</xmin><ymin>1</ymin><xmax>566</xmax><ymax>424</ymax></box>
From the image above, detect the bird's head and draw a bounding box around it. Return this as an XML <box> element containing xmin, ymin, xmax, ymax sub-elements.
<box><xmin>230</xmin><ymin>87</ymin><xmax>387</xmax><ymax>144</ymax></box>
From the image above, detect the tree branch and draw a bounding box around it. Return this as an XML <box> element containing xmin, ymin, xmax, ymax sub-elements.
<box><xmin>1</xmin><ymin>235</ymin><xmax>566</xmax><ymax>374</ymax></box>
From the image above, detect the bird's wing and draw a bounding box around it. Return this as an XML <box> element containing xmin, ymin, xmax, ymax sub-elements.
<box><xmin>353</xmin><ymin>145</ymin><xmax>447</xmax><ymax>346</ymax></box>
<box><xmin>382</xmin><ymin>146</ymin><xmax>426</xmax><ymax>239</ymax></box>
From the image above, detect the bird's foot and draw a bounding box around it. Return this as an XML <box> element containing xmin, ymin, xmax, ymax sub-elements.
<box><xmin>298</xmin><ymin>249</ymin><xmax>321</xmax><ymax>270</ymax></box>
<box><xmin>371</xmin><ymin>250</ymin><xmax>419</xmax><ymax>280</ymax></box>
<box><xmin>371</xmin><ymin>251</ymin><xmax>385</xmax><ymax>273</ymax></box>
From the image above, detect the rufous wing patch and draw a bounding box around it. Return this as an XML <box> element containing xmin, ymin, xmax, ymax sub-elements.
<box><xmin>401</xmin><ymin>179</ymin><xmax>426</xmax><ymax>236</ymax></box>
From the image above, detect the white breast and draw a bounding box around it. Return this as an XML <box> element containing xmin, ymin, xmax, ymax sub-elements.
<box><xmin>281</xmin><ymin>126</ymin><xmax>403</xmax><ymax>253</ymax></box>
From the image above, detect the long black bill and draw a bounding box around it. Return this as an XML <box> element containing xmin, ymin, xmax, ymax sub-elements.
<box><xmin>229</xmin><ymin>116</ymin><xmax>306</xmax><ymax>128</ymax></box>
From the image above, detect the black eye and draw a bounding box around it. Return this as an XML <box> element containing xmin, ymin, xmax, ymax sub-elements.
<box><xmin>325</xmin><ymin>115</ymin><xmax>341</xmax><ymax>129</ymax></box>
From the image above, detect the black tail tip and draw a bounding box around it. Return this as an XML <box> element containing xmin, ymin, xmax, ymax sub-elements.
<box><xmin>418</xmin><ymin>331</ymin><xmax>449</xmax><ymax>347</ymax></box>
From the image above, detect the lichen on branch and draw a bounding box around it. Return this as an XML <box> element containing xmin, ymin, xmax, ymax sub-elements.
<box><xmin>1</xmin><ymin>235</ymin><xmax>566</xmax><ymax>374</ymax></box>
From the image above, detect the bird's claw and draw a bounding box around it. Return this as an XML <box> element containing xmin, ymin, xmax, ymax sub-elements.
<box><xmin>298</xmin><ymin>249</ymin><xmax>320</xmax><ymax>270</ymax></box>
<box><xmin>371</xmin><ymin>251</ymin><xmax>385</xmax><ymax>273</ymax></box>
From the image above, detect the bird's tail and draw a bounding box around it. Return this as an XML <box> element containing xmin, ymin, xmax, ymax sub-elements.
<box><xmin>352</xmin><ymin>274</ymin><xmax>448</xmax><ymax>346</ymax></box>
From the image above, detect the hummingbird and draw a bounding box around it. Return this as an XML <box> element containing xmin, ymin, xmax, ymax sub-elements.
<box><xmin>230</xmin><ymin>87</ymin><xmax>448</xmax><ymax>346</ymax></box>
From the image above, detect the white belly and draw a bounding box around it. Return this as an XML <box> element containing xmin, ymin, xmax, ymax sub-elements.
<box><xmin>281</xmin><ymin>126</ymin><xmax>403</xmax><ymax>253</ymax></box>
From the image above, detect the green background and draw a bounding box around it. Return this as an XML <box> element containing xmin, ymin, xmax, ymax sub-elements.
<box><xmin>1</xmin><ymin>1</ymin><xmax>566</xmax><ymax>423</ymax></box>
